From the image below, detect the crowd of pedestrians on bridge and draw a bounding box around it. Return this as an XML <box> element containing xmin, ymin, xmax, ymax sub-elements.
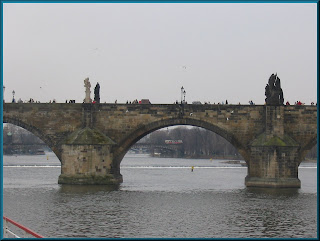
<box><xmin>285</xmin><ymin>100</ymin><xmax>316</xmax><ymax>106</ymax></box>
<box><xmin>126</xmin><ymin>99</ymin><xmax>139</xmax><ymax>104</ymax></box>
<box><xmin>6</xmin><ymin>97</ymin><xmax>316</xmax><ymax>106</ymax></box>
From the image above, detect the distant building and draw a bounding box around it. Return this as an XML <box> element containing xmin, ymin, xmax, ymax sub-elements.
<box><xmin>165</xmin><ymin>140</ymin><xmax>183</xmax><ymax>144</ymax></box>
<box><xmin>192</xmin><ymin>101</ymin><xmax>202</xmax><ymax>104</ymax></box>
<box><xmin>139</xmin><ymin>99</ymin><xmax>151</xmax><ymax>104</ymax></box>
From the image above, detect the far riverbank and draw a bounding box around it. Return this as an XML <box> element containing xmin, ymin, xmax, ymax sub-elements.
<box><xmin>150</xmin><ymin>154</ymin><xmax>317</xmax><ymax>162</ymax></box>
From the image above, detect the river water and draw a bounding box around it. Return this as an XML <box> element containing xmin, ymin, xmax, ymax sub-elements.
<box><xmin>2</xmin><ymin>152</ymin><xmax>318</xmax><ymax>238</ymax></box>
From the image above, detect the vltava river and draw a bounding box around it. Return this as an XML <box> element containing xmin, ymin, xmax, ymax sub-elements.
<box><xmin>2</xmin><ymin>152</ymin><xmax>317</xmax><ymax>238</ymax></box>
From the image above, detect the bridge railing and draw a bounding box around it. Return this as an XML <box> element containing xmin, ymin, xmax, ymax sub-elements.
<box><xmin>3</xmin><ymin>216</ymin><xmax>44</xmax><ymax>238</ymax></box>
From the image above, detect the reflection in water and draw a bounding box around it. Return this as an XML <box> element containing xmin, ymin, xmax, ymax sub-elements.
<box><xmin>229</xmin><ymin>187</ymin><xmax>313</xmax><ymax>238</ymax></box>
<box><xmin>58</xmin><ymin>184</ymin><xmax>120</xmax><ymax>194</ymax></box>
<box><xmin>244</xmin><ymin>187</ymin><xmax>300</xmax><ymax>197</ymax></box>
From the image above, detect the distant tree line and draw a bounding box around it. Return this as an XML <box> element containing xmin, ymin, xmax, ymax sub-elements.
<box><xmin>139</xmin><ymin>126</ymin><xmax>241</xmax><ymax>159</ymax></box>
<box><xmin>3</xmin><ymin>124</ymin><xmax>47</xmax><ymax>155</ymax></box>
<box><xmin>139</xmin><ymin>126</ymin><xmax>317</xmax><ymax>160</ymax></box>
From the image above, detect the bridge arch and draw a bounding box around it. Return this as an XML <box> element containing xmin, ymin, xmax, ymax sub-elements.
<box><xmin>113</xmin><ymin>117</ymin><xmax>249</xmax><ymax>166</ymax></box>
<box><xmin>3</xmin><ymin>117</ymin><xmax>59</xmax><ymax>160</ymax></box>
<box><xmin>298</xmin><ymin>137</ymin><xmax>318</xmax><ymax>165</ymax></box>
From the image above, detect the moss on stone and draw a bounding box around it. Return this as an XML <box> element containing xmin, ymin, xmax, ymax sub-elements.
<box><xmin>264</xmin><ymin>136</ymin><xmax>286</xmax><ymax>146</ymax></box>
<box><xmin>65</xmin><ymin>127</ymin><xmax>116</xmax><ymax>145</ymax></box>
<box><xmin>251</xmin><ymin>133</ymin><xmax>298</xmax><ymax>147</ymax></box>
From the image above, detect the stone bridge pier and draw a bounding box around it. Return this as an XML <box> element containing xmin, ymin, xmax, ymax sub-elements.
<box><xmin>57</xmin><ymin>127</ymin><xmax>123</xmax><ymax>185</ymax></box>
<box><xmin>245</xmin><ymin>145</ymin><xmax>301</xmax><ymax>187</ymax></box>
<box><xmin>244</xmin><ymin>106</ymin><xmax>304</xmax><ymax>188</ymax></box>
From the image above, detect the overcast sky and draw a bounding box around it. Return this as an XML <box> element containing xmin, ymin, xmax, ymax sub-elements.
<box><xmin>2</xmin><ymin>2</ymin><xmax>317</xmax><ymax>105</ymax></box>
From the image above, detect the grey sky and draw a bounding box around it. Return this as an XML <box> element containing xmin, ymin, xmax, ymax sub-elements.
<box><xmin>3</xmin><ymin>2</ymin><xmax>317</xmax><ymax>105</ymax></box>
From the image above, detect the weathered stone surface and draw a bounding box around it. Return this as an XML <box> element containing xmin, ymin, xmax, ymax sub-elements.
<box><xmin>3</xmin><ymin>103</ymin><xmax>317</xmax><ymax>187</ymax></box>
<box><xmin>61</xmin><ymin>144</ymin><xmax>112</xmax><ymax>174</ymax></box>
<box><xmin>246</xmin><ymin>145</ymin><xmax>301</xmax><ymax>188</ymax></box>
<box><xmin>65</xmin><ymin>127</ymin><xmax>116</xmax><ymax>145</ymax></box>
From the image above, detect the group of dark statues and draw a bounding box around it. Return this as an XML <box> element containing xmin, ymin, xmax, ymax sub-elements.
<box><xmin>265</xmin><ymin>73</ymin><xmax>284</xmax><ymax>106</ymax></box>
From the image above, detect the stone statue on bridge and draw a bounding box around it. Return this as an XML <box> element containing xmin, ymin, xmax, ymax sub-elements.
<box><xmin>265</xmin><ymin>73</ymin><xmax>284</xmax><ymax>105</ymax></box>
<box><xmin>83</xmin><ymin>78</ymin><xmax>92</xmax><ymax>103</ymax></box>
<box><xmin>94</xmin><ymin>82</ymin><xmax>100</xmax><ymax>103</ymax></box>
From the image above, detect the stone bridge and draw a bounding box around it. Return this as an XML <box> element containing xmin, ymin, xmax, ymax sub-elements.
<box><xmin>2</xmin><ymin>103</ymin><xmax>317</xmax><ymax>188</ymax></box>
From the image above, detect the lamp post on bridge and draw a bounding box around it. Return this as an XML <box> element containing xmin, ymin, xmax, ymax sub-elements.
<box><xmin>12</xmin><ymin>90</ymin><xmax>15</xmax><ymax>103</ymax></box>
<box><xmin>181</xmin><ymin>86</ymin><xmax>186</xmax><ymax>104</ymax></box>
<box><xmin>3</xmin><ymin>85</ymin><xmax>5</xmax><ymax>103</ymax></box>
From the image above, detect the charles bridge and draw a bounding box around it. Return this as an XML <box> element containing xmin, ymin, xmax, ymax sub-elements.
<box><xmin>2</xmin><ymin>102</ymin><xmax>317</xmax><ymax>188</ymax></box>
